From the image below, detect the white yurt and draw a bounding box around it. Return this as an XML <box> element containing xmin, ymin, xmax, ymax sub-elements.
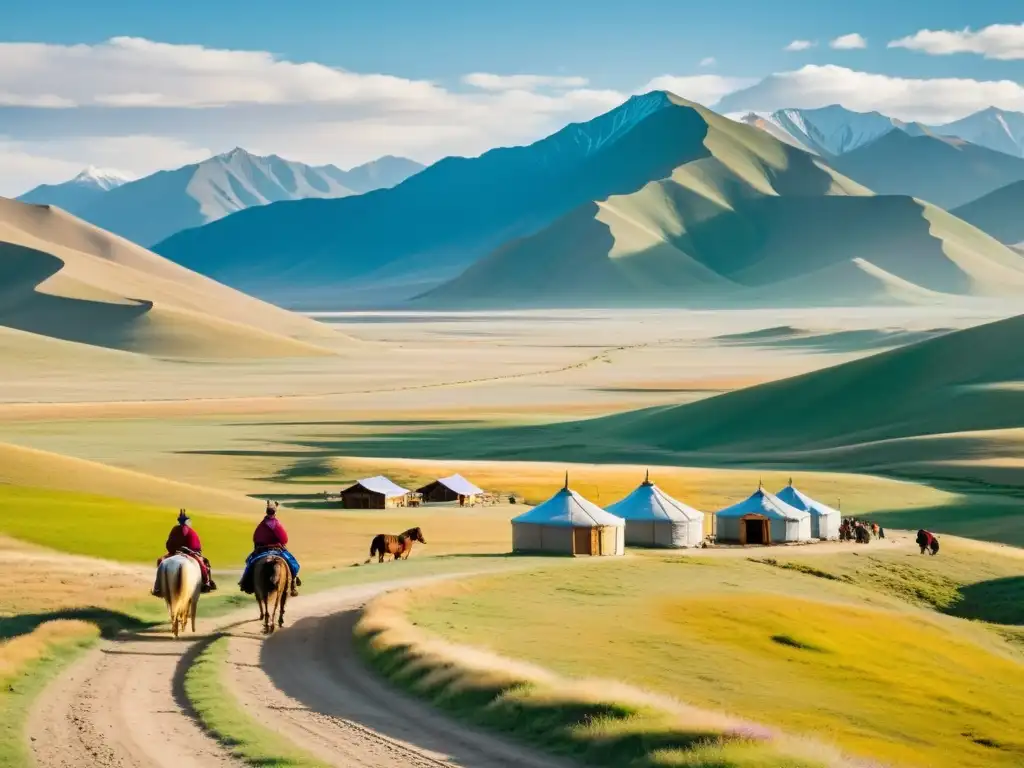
<box><xmin>607</xmin><ymin>472</ymin><xmax>705</xmax><ymax>548</ymax></box>
<box><xmin>775</xmin><ymin>480</ymin><xmax>841</xmax><ymax>540</ymax></box>
<box><xmin>715</xmin><ymin>485</ymin><xmax>812</xmax><ymax>544</ymax></box>
<box><xmin>511</xmin><ymin>476</ymin><xmax>625</xmax><ymax>556</ymax></box>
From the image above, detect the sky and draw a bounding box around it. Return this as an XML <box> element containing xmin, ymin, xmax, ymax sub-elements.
<box><xmin>2</xmin><ymin>0</ymin><xmax>1024</xmax><ymax>195</ymax></box>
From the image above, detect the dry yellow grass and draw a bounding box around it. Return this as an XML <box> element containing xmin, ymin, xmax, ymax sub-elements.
<box><xmin>0</xmin><ymin>440</ymin><xmax>257</xmax><ymax>515</ymax></box>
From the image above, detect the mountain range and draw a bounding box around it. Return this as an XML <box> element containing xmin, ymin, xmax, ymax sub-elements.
<box><xmin>730</xmin><ymin>105</ymin><xmax>1024</xmax><ymax>159</ymax></box>
<box><xmin>154</xmin><ymin>91</ymin><xmax>1024</xmax><ymax>309</ymax></box>
<box><xmin>15</xmin><ymin>152</ymin><xmax>424</xmax><ymax>247</ymax></box>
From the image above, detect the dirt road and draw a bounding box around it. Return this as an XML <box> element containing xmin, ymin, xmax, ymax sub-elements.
<box><xmin>27</xmin><ymin>575</ymin><xmax>568</xmax><ymax>768</ymax></box>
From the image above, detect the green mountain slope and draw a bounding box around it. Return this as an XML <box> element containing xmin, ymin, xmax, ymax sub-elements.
<box><xmin>424</xmin><ymin>96</ymin><xmax>1024</xmax><ymax>308</ymax></box>
<box><xmin>952</xmin><ymin>180</ymin><xmax>1024</xmax><ymax>247</ymax></box>
<box><xmin>828</xmin><ymin>131</ymin><xmax>1024</xmax><ymax>209</ymax></box>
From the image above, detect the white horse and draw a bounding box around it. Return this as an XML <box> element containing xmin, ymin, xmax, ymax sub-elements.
<box><xmin>156</xmin><ymin>554</ymin><xmax>202</xmax><ymax>638</ymax></box>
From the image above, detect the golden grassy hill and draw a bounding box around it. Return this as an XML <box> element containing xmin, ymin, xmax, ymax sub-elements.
<box><xmin>0</xmin><ymin>198</ymin><xmax>344</xmax><ymax>359</ymax></box>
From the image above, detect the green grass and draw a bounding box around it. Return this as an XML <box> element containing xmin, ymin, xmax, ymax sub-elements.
<box><xmin>0</xmin><ymin>485</ymin><xmax>255</xmax><ymax>564</ymax></box>
<box><xmin>0</xmin><ymin>624</ymin><xmax>98</xmax><ymax>767</ymax></box>
<box><xmin>184</xmin><ymin>636</ymin><xmax>328</xmax><ymax>767</ymax></box>
<box><xmin>403</xmin><ymin>546</ymin><xmax>1024</xmax><ymax>768</ymax></box>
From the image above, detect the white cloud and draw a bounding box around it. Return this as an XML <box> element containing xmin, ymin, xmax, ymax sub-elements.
<box><xmin>0</xmin><ymin>37</ymin><xmax>447</xmax><ymax>109</ymax></box>
<box><xmin>643</xmin><ymin>75</ymin><xmax>756</xmax><ymax>107</ymax></box>
<box><xmin>889</xmin><ymin>23</ymin><xmax>1024</xmax><ymax>60</ymax></box>
<box><xmin>462</xmin><ymin>73</ymin><xmax>590</xmax><ymax>91</ymax></box>
<box><xmin>830</xmin><ymin>33</ymin><xmax>867</xmax><ymax>50</ymax></box>
<box><xmin>715</xmin><ymin>65</ymin><xmax>1024</xmax><ymax>123</ymax></box>
<box><xmin>784</xmin><ymin>40</ymin><xmax>816</xmax><ymax>52</ymax></box>
<box><xmin>699</xmin><ymin>57</ymin><xmax>717</xmax><ymax>68</ymax></box>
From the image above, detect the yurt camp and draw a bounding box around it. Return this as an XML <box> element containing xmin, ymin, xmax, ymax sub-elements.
<box><xmin>775</xmin><ymin>481</ymin><xmax>841</xmax><ymax>540</ymax></box>
<box><xmin>416</xmin><ymin>473</ymin><xmax>484</xmax><ymax>505</ymax></box>
<box><xmin>339</xmin><ymin>476</ymin><xmax>411</xmax><ymax>509</ymax></box>
<box><xmin>607</xmin><ymin>472</ymin><xmax>705</xmax><ymax>548</ymax></box>
<box><xmin>511</xmin><ymin>477</ymin><xmax>625</xmax><ymax>556</ymax></box>
<box><xmin>715</xmin><ymin>486</ymin><xmax>812</xmax><ymax>545</ymax></box>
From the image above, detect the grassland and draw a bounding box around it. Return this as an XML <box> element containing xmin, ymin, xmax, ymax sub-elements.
<box><xmin>358</xmin><ymin>583</ymin><xmax>834</xmax><ymax>768</ymax></box>
<box><xmin>400</xmin><ymin>542</ymin><xmax>1024</xmax><ymax>768</ymax></box>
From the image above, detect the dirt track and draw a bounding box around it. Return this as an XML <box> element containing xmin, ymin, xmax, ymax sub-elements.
<box><xmin>27</xmin><ymin>575</ymin><xmax>569</xmax><ymax>768</ymax></box>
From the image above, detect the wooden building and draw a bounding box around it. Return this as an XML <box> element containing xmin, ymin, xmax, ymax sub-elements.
<box><xmin>339</xmin><ymin>475</ymin><xmax>411</xmax><ymax>509</ymax></box>
<box><xmin>416</xmin><ymin>473</ymin><xmax>485</xmax><ymax>505</ymax></box>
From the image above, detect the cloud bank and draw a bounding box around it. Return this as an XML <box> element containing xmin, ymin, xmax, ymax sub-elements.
<box><xmin>889</xmin><ymin>23</ymin><xmax>1024</xmax><ymax>60</ymax></box>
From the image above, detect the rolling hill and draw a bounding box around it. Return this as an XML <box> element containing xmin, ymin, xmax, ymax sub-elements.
<box><xmin>48</xmin><ymin>150</ymin><xmax>423</xmax><ymax>248</ymax></box>
<box><xmin>828</xmin><ymin>131</ymin><xmax>1024</xmax><ymax>209</ymax></box>
<box><xmin>0</xmin><ymin>198</ymin><xmax>342</xmax><ymax>358</ymax></box>
<box><xmin>422</xmin><ymin>96</ymin><xmax>1024</xmax><ymax>308</ymax></box>
<box><xmin>952</xmin><ymin>180</ymin><xmax>1024</xmax><ymax>247</ymax></box>
<box><xmin>16</xmin><ymin>167</ymin><xmax>131</xmax><ymax>218</ymax></box>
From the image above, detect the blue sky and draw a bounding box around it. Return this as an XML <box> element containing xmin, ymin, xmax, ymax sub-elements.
<box><xmin>1</xmin><ymin>1</ymin><xmax>1023</xmax><ymax>194</ymax></box>
<box><xmin>5</xmin><ymin>0</ymin><xmax>1022</xmax><ymax>84</ymax></box>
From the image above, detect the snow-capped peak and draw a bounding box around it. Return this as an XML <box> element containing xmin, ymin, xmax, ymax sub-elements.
<box><xmin>72</xmin><ymin>166</ymin><xmax>132</xmax><ymax>190</ymax></box>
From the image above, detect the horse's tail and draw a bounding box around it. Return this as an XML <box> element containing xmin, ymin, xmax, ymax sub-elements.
<box><xmin>367</xmin><ymin>535</ymin><xmax>381</xmax><ymax>563</ymax></box>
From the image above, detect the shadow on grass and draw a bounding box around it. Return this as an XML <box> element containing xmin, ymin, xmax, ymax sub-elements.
<box><xmin>0</xmin><ymin>607</ymin><xmax>158</xmax><ymax>643</ymax></box>
<box><xmin>947</xmin><ymin>576</ymin><xmax>1024</xmax><ymax>626</ymax></box>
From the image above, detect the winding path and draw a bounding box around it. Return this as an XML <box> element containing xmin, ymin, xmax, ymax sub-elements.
<box><xmin>27</xmin><ymin>574</ymin><xmax>568</xmax><ymax>768</ymax></box>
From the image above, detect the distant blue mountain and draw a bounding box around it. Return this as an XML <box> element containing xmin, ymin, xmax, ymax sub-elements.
<box><xmin>154</xmin><ymin>91</ymin><xmax>711</xmax><ymax>307</ymax></box>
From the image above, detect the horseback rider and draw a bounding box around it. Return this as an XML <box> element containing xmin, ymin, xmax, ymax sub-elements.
<box><xmin>239</xmin><ymin>501</ymin><xmax>301</xmax><ymax>597</ymax></box>
<box><xmin>152</xmin><ymin>510</ymin><xmax>216</xmax><ymax>596</ymax></box>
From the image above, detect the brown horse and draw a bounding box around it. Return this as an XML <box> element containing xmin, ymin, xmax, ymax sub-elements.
<box><xmin>365</xmin><ymin>527</ymin><xmax>426</xmax><ymax>563</ymax></box>
<box><xmin>253</xmin><ymin>554</ymin><xmax>291</xmax><ymax>634</ymax></box>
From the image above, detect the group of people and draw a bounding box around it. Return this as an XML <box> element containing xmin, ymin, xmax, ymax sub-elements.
<box><xmin>152</xmin><ymin>501</ymin><xmax>302</xmax><ymax>598</ymax></box>
<box><xmin>838</xmin><ymin>517</ymin><xmax>884</xmax><ymax>544</ymax></box>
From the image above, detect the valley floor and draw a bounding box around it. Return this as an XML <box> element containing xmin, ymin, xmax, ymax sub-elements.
<box><xmin>1</xmin><ymin>306</ymin><xmax>1022</xmax><ymax>768</ymax></box>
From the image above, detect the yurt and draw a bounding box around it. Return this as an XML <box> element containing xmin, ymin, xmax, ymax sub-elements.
<box><xmin>715</xmin><ymin>486</ymin><xmax>811</xmax><ymax>545</ymax></box>
<box><xmin>607</xmin><ymin>472</ymin><xmax>705</xmax><ymax>548</ymax></box>
<box><xmin>775</xmin><ymin>481</ymin><xmax>841</xmax><ymax>540</ymax></box>
<box><xmin>511</xmin><ymin>477</ymin><xmax>625</xmax><ymax>556</ymax></box>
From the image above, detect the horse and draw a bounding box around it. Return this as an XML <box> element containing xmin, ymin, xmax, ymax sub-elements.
<box><xmin>253</xmin><ymin>554</ymin><xmax>291</xmax><ymax>634</ymax></box>
<box><xmin>156</xmin><ymin>553</ymin><xmax>202</xmax><ymax>638</ymax></box>
<box><xmin>365</xmin><ymin>527</ymin><xmax>426</xmax><ymax>563</ymax></box>
<box><xmin>855</xmin><ymin>525</ymin><xmax>871</xmax><ymax>544</ymax></box>
<box><xmin>916</xmin><ymin>529</ymin><xmax>940</xmax><ymax>555</ymax></box>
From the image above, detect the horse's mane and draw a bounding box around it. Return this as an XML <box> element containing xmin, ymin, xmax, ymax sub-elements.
<box><xmin>401</xmin><ymin>527</ymin><xmax>421</xmax><ymax>539</ymax></box>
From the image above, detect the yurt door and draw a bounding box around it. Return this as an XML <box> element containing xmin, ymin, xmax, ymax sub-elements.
<box><xmin>573</xmin><ymin>528</ymin><xmax>593</xmax><ymax>555</ymax></box>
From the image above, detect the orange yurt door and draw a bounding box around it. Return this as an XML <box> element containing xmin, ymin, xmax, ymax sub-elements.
<box><xmin>573</xmin><ymin>527</ymin><xmax>593</xmax><ymax>555</ymax></box>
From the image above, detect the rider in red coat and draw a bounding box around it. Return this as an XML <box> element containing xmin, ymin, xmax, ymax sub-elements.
<box><xmin>242</xmin><ymin>501</ymin><xmax>300</xmax><ymax>596</ymax></box>
<box><xmin>153</xmin><ymin>510</ymin><xmax>216</xmax><ymax>595</ymax></box>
